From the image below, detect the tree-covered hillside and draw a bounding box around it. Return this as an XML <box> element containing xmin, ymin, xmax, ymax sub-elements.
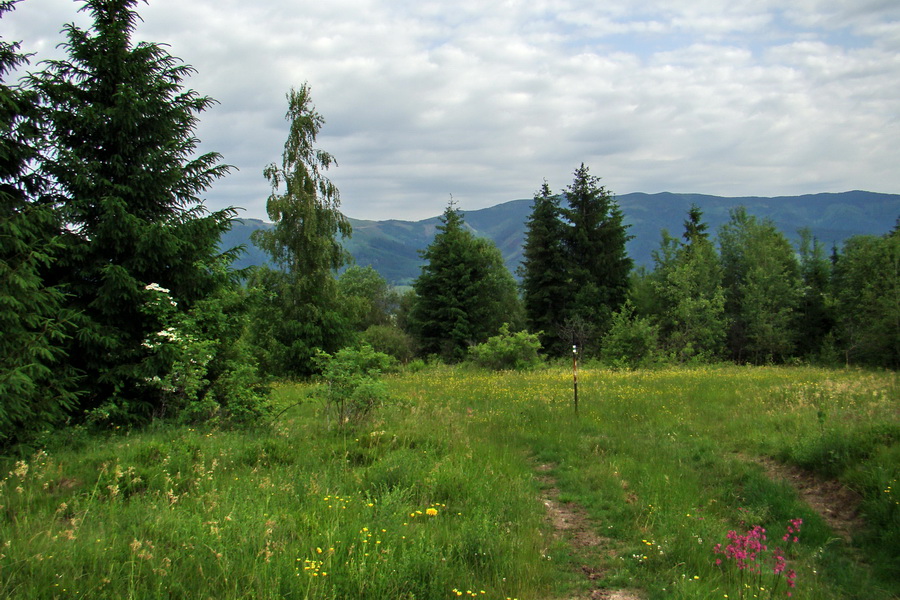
<box><xmin>222</xmin><ymin>191</ymin><xmax>899</xmax><ymax>284</ymax></box>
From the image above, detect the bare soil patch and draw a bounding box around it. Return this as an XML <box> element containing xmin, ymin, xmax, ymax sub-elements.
<box><xmin>535</xmin><ymin>464</ymin><xmax>643</xmax><ymax>600</ymax></box>
<box><xmin>750</xmin><ymin>456</ymin><xmax>864</xmax><ymax>543</ymax></box>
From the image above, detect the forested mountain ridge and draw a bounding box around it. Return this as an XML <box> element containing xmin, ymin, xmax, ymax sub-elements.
<box><xmin>221</xmin><ymin>190</ymin><xmax>900</xmax><ymax>285</ymax></box>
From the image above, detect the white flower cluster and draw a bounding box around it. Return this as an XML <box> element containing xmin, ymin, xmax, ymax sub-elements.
<box><xmin>144</xmin><ymin>282</ymin><xmax>177</xmax><ymax>307</ymax></box>
<box><xmin>142</xmin><ymin>327</ymin><xmax>182</xmax><ymax>350</ymax></box>
<box><xmin>144</xmin><ymin>282</ymin><xmax>170</xmax><ymax>294</ymax></box>
<box><xmin>157</xmin><ymin>327</ymin><xmax>179</xmax><ymax>340</ymax></box>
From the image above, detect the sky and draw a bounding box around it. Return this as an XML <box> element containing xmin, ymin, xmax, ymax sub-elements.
<box><xmin>5</xmin><ymin>0</ymin><xmax>900</xmax><ymax>221</ymax></box>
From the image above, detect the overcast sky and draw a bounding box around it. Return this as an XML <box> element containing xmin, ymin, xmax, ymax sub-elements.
<box><xmin>6</xmin><ymin>0</ymin><xmax>900</xmax><ymax>221</ymax></box>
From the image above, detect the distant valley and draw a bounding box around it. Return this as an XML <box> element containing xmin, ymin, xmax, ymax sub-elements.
<box><xmin>220</xmin><ymin>191</ymin><xmax>900</xmax><ymax>286</ymax></box>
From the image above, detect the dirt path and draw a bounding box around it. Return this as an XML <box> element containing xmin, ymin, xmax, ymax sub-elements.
<box><xmin>749</xmin><ymin>456</ymin><xmax>864</xmax><ymax>544</ymax></box>
<box><xmin>534</xmin><ymin>464</ymin><xmax>643</xmax><ymax>600</ymax></box>
<box><xmin>534</xmin><ymin>456</ymin><xmax>865</xmax><ymax>598</ymax></box>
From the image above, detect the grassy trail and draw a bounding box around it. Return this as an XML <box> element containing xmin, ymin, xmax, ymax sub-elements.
<box><xmin>0</xmin><ymin>365</ymin><xmax>897</xmax><ymax>599</ymax></box>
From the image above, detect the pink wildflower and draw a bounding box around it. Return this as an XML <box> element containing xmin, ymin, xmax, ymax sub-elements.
<box><xmin>715</xmin><ymin>519</ymin><xmax>801</xmax><ymax>598</ymax></box>
<box><xmin>783</xmin><ymin>518</ymin><xmax>802</xmax><ymax>543</ymax></box>
<box><xmin>773</xmin><ymin>549</ymin><xmax>786</xmax><ymax>575</ymax></box>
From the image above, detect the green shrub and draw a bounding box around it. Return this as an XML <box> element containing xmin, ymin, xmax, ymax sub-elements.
<box><xmin>115</xmin><ymin>281</ymin><xmax>270</xmax><ymax>425</ymax></box>
<box><xmin>362</xmin><ymin>324</ymin><xmax>417</xmax><ymax>363</ymax></box>
<box><xmin>467</xmin><ymin>323</ymin><xmax>542</xmax><ymax>370</ymax></box>
<box><xmin>313</xmin><ymin>344</ymin><xmax>397</xmax><ymax>426</ymax></box>
<box><xmin>405</xmin><ymin>358</ymin><xmax>428</xmax><ymax>372</ymax></box>
<box><xmin>600</xmin><ymin>300</ymin><xmax>660</xmax><ymax>368</ymax></box>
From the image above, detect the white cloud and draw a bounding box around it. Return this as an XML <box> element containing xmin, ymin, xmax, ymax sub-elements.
<box><xmin>4</xmin><ymin>0</ymin><xmax>899</xmax><ymax>220</ymax></box>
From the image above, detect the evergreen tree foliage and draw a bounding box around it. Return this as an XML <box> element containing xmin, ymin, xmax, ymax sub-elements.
<box><xmin>518</xmin><ymin>165</ymin><xmax>632</xmax><ymax>355</ymax></box>
<box><xmin>410</xmin><ymin>202</ymin><xmax>522</xmax><ymax>361</ymax></box>
<box><xmin>248</xmin><ymin>84</ymin><xmax>352</xmax><ymax>377</ymax></box>
<box><xmin>795</xmin><ymin>228</ymin><xmax>835</xmax><ymax>359</ymax></box>
<box><xmin>519</xmin><ymin>181</ymin><xmax>570</xmax><ymax>354</ymax></box>
<box><xmin>719</xmin><ymin>207</ymin><xmax>802</xmax><ymax>363</ymax></box>
<box><xmin>682</xmin><ymin>203</ymin><xmax>709</xmax><ymax>244</ymax></box>
<box><xmin>833</xmin><ymin>230</ymin><xmax>899</xmax><ymax>368</ymax></box>
<box><xmin>31</xmin><ymin>0</ymin><xmax>239</xmax><ymax>420</ymax></box>
<box><xmin>0</xmin><ymin>0</ymin><xmax>80</xmax><ymax>442</ymax></box>
<box><xmin>561</xmin><ymin>164</ymin><xmax>633</xmax><ymax>345</ymax></box>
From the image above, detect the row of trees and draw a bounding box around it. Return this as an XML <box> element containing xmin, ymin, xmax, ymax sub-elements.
<box><xmin>2</xmin><ymin>0</ymin><xmax>896</xmax><ymax>447</ymax></box>
<box><xmin>623</xmin><ymin>207</ymin><xmax>899</xmax><ymax>368</ymax></box>
<box><xmin>402</xmin><ymin>165</ymin><xmax>898</xmax><ymax>372</ymax></box>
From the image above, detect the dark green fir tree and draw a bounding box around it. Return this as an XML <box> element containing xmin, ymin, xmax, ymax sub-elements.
<box><xmin>652</xmin><ymin>205</ymin><xmax>727</xmax><ymax>361</ymax></box>
<box><xmin>562</xmin><ymin>164</ymin><xmax>633</xmax><ymax>346</ymax></box>
<box><xmin>32</xmin><ymin>0</ymin><xmax>238</xmax><ymax>419</ymax></box>
<box><xmin>519</xmin><ymin>181</ymin><xmax>570</xmax><ymax>355</ymax></box>
<box><xmin>0</xmin><ymin>0</ymin><xmax>80</xmax><ymax>443</ymax></box>
<box><xmin>410</xmin><ymin>201</ymin><xmax>521</xmax><ymax>361</ymax></box>
<box><xmin>795</xmin><ymin>228</ymin><xmax>835</xmax><ymax>360</ymax></box>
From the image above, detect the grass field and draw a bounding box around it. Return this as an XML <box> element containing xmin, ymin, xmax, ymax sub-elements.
<box><xmin>1</xmin><ymin>364</ymin><xmax>897</xmax><ymax>599</ymax></box>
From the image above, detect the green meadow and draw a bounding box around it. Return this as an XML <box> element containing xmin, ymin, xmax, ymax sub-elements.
<box><xmin>1</xmin><ymin>365</ymin><xmax>897</xmax><ymax>599</ymax></box>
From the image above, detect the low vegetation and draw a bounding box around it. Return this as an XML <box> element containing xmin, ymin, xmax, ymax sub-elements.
<box><xmin>2</xmin><ymin>364</ymin><xmax>897</xmax><ymax>599</ymax></box>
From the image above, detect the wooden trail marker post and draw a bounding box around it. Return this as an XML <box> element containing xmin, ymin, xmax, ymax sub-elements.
<box><xmin>572</xmin><ymin>344</ymin><xmax>579</xmax><ymax>414</ymax></box>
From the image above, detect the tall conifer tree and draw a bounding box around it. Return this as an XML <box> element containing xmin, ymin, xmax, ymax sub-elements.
<box><xmin>410</xmin><ymin>202</ymin><xmax>521</xmax><ymax>360</ymax></box>
<box><xmin>0</xmin><ymin>0</ymin><xmax>80</xmax><ymax>441</ymax></box>
<box><xmin>32</xmin><ymin>0</ymin><xmax>237</xmax><ymax>417</ymax></box>
<box><xmin>562</xmin><ymin>164</ymin><xmax>633</xmax><ymax>343</ymax></box>
<box><xmin>652</xmin><ymin>205</ymin><xmax>727</xmax><ymax>361</ymax></box>
<box><xmin>682</xmin><ymin>203</ymin><xmax>709</xmax><ymax>244</ymax></box>
<box><xmin>795</xmin><ymin>228</ymin><xmax>835</xmax><ymax>359</ymax></box>
<box><xmin>519</xmin><ymin>181</ymin><xmax>570</xmax><ymax>355</ymax></box>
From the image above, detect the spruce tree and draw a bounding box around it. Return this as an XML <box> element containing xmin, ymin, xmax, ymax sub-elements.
<box><xmin>519</xmin><ymin>181</ymin><xmax>570</xmax><ymax>355</ymax></box>
<box><xmin>640</xmin><ymin>205</ymin><xmax>727</xmax><ymax>362</ymax></box>
<box><xmin>795</xmin><ymin>228</ymin><xmax>835</xmax><ymax>359</ymax></box>
<box><xmin>410</xmin><ymin>202</ymin><xmax>521</xmax><ymax>360</ymax></box>
<box><xmin>0</xmin><ymin>0</ymin><xmax>80</xmax><ymax>442</ymax></box>
<box><xmin>656</xmin><ymin>207</ymin><xmax>727</xmax><ymax>361</ymax></box>
<box><xmin>682</xmin><ymin>203</ymin><xmax>709</xmax><ymax>244</ymax></box>
<box><xmin>32</xmin><ymin>0</ymin><xmax>237</xmax><ymax>418</ymax></box>
<box><xmin>562</xmin><ymin>164</ymin><xmax>633</xmax><ymax>345</ymax></box>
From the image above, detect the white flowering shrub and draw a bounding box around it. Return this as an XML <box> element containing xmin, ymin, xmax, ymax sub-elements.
<box><xmin>126</xmin><ymin>282</ymin><xmax>269</xmax><ymax>423</ymax></box>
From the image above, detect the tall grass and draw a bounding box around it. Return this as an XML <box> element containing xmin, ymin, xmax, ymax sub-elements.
<box><xmin>0</xmin><ymin>365</ymin><xmax>896</xmax><ymax>599</ymax></box>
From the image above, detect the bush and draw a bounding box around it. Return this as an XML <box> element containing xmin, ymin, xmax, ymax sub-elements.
<box><xmin>313</xmin><ymin>344</ymin><xmax>397</xmax><ymax>426</ymax></box>
<box><xmin>405</xmin><ymin>358</ymin><xmax>428</xmax><ymax>373</ymax></box>
<box><xmin>96</xmin><ymin>281</ymin><xmax>272</xmax><ymax>426</ymax></box>
<box><xmin>600</xmin><ymin>301</ymin><xmax>660</xmax><ymax>368</ymax></box>
<box><xmin>467</xmin><ymin>324</ymin><xmax>542</xmax><ymax>371</ymax></box>
<box><xmin>362</xmin><ymin>324</ymin><xmax>416</xmax><ymax>363</ymax></box>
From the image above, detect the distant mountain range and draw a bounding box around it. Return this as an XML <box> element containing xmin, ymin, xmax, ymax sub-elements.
<box><xmin>220</xmin><ymin>191</ymin><xmax>900</xmax><ymax>286</ymax></box>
